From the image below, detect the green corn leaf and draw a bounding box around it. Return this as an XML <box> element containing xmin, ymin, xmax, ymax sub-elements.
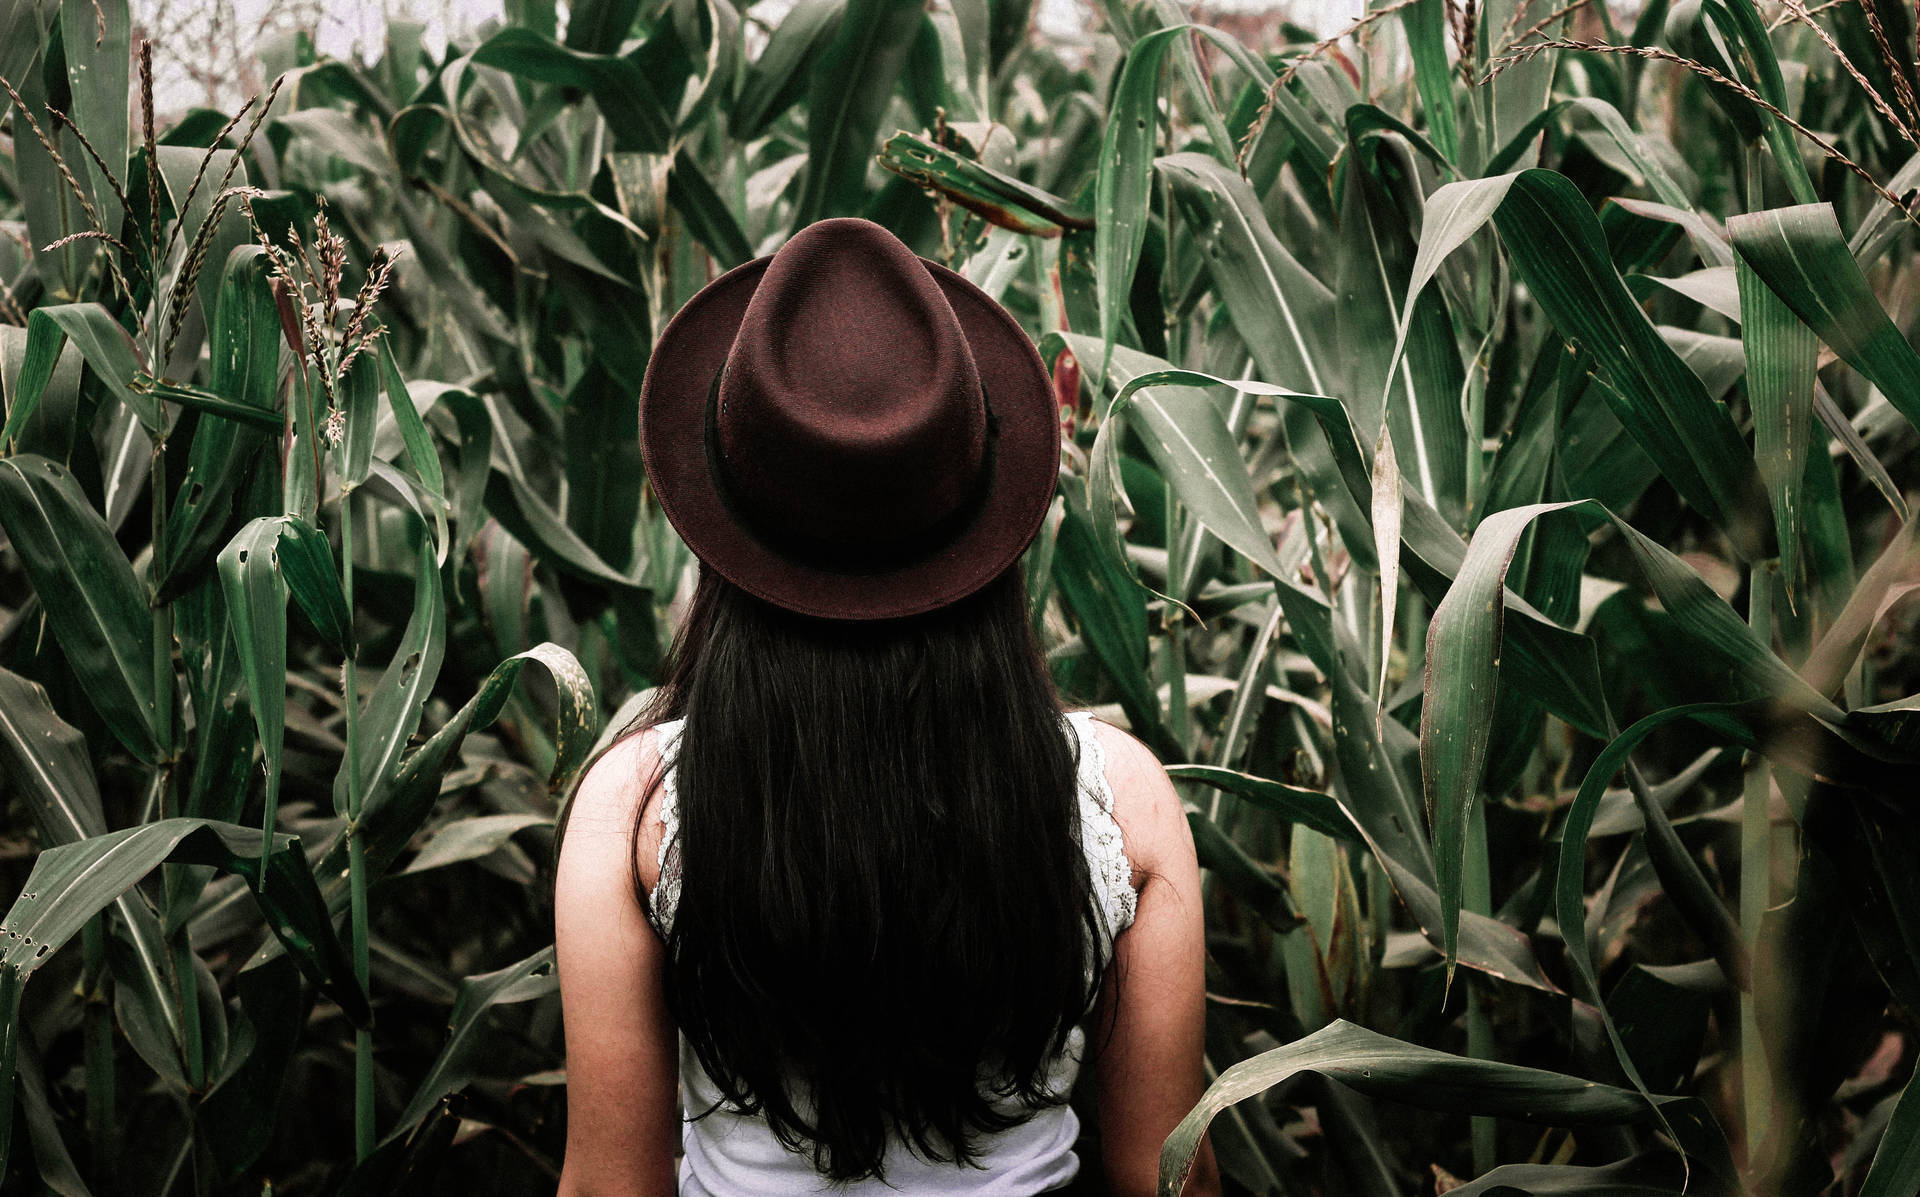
<box><xmin>414</xmin><ymin>59</ymin><xmax>654</xmax><ymax>238</ymax></box>
<box><xmin>1333</xmin><ymin>117</ymin><xmax>1467</xmax><ymax>523</ymax></box>
<box><xmin>1728</xmin><ymin>204</ymin><xmax>1920</xmax><ymax>436</ymax></box>
<box><xmin>0</xmin><ymin>668</ymin><xmax>108</xmax><ymax>843</ymax></box>
<box><xmin>14</xmin><ymin>54</ymin><xmax>96</xmax><ymax>302</ymax></box>
<box><xmin>0</xmin><ymin>318</ymin><xmax>82</xmax><ymax>463</ymax></box>
<box><xmin>0</xmin><ymin>306</ymin><xmax>159</xmax><ymax>445</ymax></box>
<box><xmin>1609</xmin><ymin>197</ymin><xmax>1734</xmax><ymax>269</ymax></box>
<box><xmin>1490</xmin><ymin>170</ymin><xmax>1761</xmax><ymax>553</ymax></box>
<box><xmin>560</xmin><ymin>0</ymin><xmax>638</xmax><ymax>53</ymax></box>
<box><xmin>1187</xmin><ymin>811</ymin><xmax>1300</xmax><ymax>933</ymax></box>
<box><xmin>1093</xmin><ymin>24</ymin><xmax>1184</xmax><ymax>391</ymax></box>
<box><xmin>154</xmin><ymin>145</ymin><xmax>256</xmax><ymax>352</ymax></box>
<box><xmin>175</xmin><ymin>573</ymin><xmax>256</xmax><ymax>827</ymax></box>
<box><xmin>1157</xmin><ymin>152</ymin><xmax>1335</xmax><ymax>397</ymax></box>
<box><xmin>1326</xmin><ymin>669</ymin><xmax>1565</xmax><ymax>994</ymax></box>
<box><xmin>377</xmin><ymin>345</ymin><xmax>451</xmax><ymax>561</ymax></box>
<box><xmin>1057</xmin><ymin>339</ymin><xmax>1343</xmax><ymax>676</ymax></box>
<box><xmin>276</xmin><ymin>515</ymin><xmax>353</xmax><ymax>657</ymax></box>
<box><xmin>476</xmin><ymin>520</ymin><xmax>532</xmax><ymax>659</ymax></box>
<box><xmin>790</xmin><ymin>0</ymin><xmax>923</xmax><ymax>229</ymax></box>
<box><xmin>383</xmin><ymin>946</ymin><xmax>556</xmax><ymax>1145</ymax></box>
<box><xmin>333</xmin><ymin>522</ymin><xmax>446</xmax><ymax>818</ymax></box>
<box><xmin>1052</xmin><ymin>489</ymin><xmax>1174</xmax><ymax>760</ymax></box>
<box><xmin>1735</xmin><ymin>256</ymin><xmax>1816</xmax><ymax>600</ymax></box>
<box><xmin>879</xmin><ymin>131</ymin><xmax>1090</xmax><ymax>237</ymax></box>
<box><xmin>58</xmin><ymin>0</ymin><xmax>129</xmax><ymax>240</ymax></box>
<box><xmin>0</xmin><ymin>818</ymin><xmax>369</xmax><ymax>1169</ymax></box>
<box><xmin>1443</xmin><ymin>1158</ymin><xmax>1684</xmax><ymax>1195</ymax></box>
<box><xmin>137</xmin><ymin>378</ymin><xmax>282</xmax><ymax>429</ymax></box>
<box><xmin>1554</xmin><ymin>701</ymin><xmax>1771</xmax><ymax>1169</ymax></box>
<box><xmin>1158</xmin><ymin>1019</ymin><xmax>1736</xmax><ymax>1197</ymax></box>
<box><xmin>668</xmin><ymin>145</ymin><xmax>754</xmax><ymax>269</ymax></box>
<box><xmin>1689</xmin><ymin>0</ymin><xmax>1818</xmax><ymax>204</ymax></box>
<box><xmin>218</xmin><ymin>518</ymin><xmax>289</xmax><ymax>863</ymax></box>
<box><xmin>1814</xmin><ymin>385</ymin><xmax>1907</xmax><ymax>522</ymax></box>
<box><xmin>728</xmin><ymin>0</ymin><xmax>846</xmax><ymax>142</ymax></box>
<box><xmin>0</xmin><ymin>666</ymin><xmax>181</xmax><ymax>1080</ymax></box>
<box><xmin>1630</xmin><ymin>266</ymin><xmax>1741</xmax><ymax>321</ymax></box>
<box><xmin>1424</xmin><ymin>498</ymin><xmax>1841</xmax><ymax>977</ymax></box>
<box><xmin>315</xmin><ymin>643</ymin><xmax>597</xmax><ymax>899</ymax></box>
<box><xmin>484</xmin><ymin>468</ymin><xmax>648</xmax><ymax>592</ymax></box>
<box><xmin>468</xmin><ymin>27</ymin><xmax>673</xmax><ymax>151</ymax></box>
<box><xmin>1861</xmin><ymin>1060</ymin><xmax>1920</xmax><ymax>1197</ymax></box>
<box><xmin>403</xmin><ymin>813</ymin><xmax>551</xmax><ymax>876</ymax></box>
<box><xmin>0</xmin><ymin>311</ymin><xmax>74</xmax><ymax>454</ymax></box>
<box><xmin>949</xmin><ymin>0</ymin><xmax>989</xmax><ymax>120</ymax></box>
<box><xmin>1486</xmin><ymin>99</ymin><xmax>1695</xmax><ymax>215</ymax></box>
<box><xmin>333</xmin><ymin>347</ymin><xmax>380</xmax><ymax>492</ymax></box>
<box><xmin>0</xmin><ymin>455</ymin><xmax>162</xmax><ymax>763</ymax></box>
<box><xmin>1398</xmin><ymin>0</ymin><xmax>1457</xmax><ymax>164</ymax></box>
<box><xmin>1166</xmin><ymin>765</ymin><xmax>1358</xmax><ymax>843</ymax></box>
<box><xmin>157</xmin><ymin>245</ymin><xmax>282</xmax><ymax>599</ymax></box>
<box><xmin>1850</xmin><ymin>152</ymin><xmax>1920</xmax><ymax>269</ymax></box>
<box><xmin>1800</xmin><ymin>518</ymin><xmax>1919</xmax><ymax>699</ymax></box>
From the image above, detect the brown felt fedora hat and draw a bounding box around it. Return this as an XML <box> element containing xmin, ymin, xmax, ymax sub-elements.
<box><xmin>638</xmin><ymin>217</ymin><xmax>1060</xmax><ymax>621</ymax></box>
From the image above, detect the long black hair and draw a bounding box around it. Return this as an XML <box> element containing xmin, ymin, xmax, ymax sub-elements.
<box><xmin>608</xmin><ymin>557</ymin><xmax>1108</xmax><ymax>1182</ymax></box>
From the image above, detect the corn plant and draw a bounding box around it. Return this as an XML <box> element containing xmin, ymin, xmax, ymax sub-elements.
<box><xmin>3</xmin><ymin>0</ymin><xmax>1920</xmax><ymax>1193</ymax></box>
<box><xmin>1</xmin><ymin>4</ymin><xmax>599</xmax><ymax>1191</ymax></box>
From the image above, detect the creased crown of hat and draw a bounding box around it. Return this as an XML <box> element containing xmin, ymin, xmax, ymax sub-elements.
<box><xmin>638</xmin><ymin>217</ymin><xmax>1060</xmax><ymax>621</ymax></box>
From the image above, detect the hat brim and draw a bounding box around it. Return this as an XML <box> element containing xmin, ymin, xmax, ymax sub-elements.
<box><xmin>638</xmin><ymin>251</ymin><xmax>1061</xmax><ymax>621</ymax></box>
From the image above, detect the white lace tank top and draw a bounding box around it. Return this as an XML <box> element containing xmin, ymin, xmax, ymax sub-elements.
<box><xmin>642</xmin><ymin>708</ymin><xmax>1138</xmax><ymax>1196</ymax></box>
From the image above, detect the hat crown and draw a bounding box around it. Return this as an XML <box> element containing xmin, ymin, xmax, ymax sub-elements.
<box><xmin>711</xmin><ymin>218</ymin><xmax>991</xmax><ymax>563</ymax></box>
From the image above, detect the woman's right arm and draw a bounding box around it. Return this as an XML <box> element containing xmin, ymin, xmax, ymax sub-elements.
<box><xmin>1088</xmin><ymin>721</ymin><xmax>1222</xmax><ymax>1197</ymax></box>
<box><xmin>555</xmin><ymin>730</ymin><xmax>681</xmax><ymax>1197</ymax></box>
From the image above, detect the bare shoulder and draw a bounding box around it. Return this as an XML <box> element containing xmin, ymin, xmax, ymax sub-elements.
<box><xmin>558</xmin><ymin>724</ymin><xmax>669</xmax><ymax>896</ymax></box>
<box><xmin>1080</xmin><ymin>715</ymin><xmax>1193</xmax><ymax>882</ymax></box>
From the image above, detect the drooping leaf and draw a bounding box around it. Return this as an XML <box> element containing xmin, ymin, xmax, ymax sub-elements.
<box><xmin>469</xmin><ymin>27</ymin><xmax>673</xmax><ymax>151</ymax></box>
<box><xmin>403</xmin><ymin>813</ymin><xmax>552</xmax><ymax>875</ymax></box>
<box><xmin>1166</xmin><ymin>765</ymin><xmax>1358</xmax><ymax>843</ymax></box>
<box><xmin>276</xmin><ymin>515</ymin><xmax>354</xmax><ymax>657</ymax></box>
<box><xmin>1157</xmin><ymin>152</ymin><xmax>1336</xmax><ymax>398</ymax></box>
<box><xmin>0</xmin><ymin>818</ymin><xmax>369</xmax><ymax>1166</ymax></box>
<box><xmin>0</xmin><ymin>306</ymin><xmax>158</xmax><ymax>444</ymax></box>
<box><xmin>1158</xmin><ymin>1020</ymin><xmax>1735</xmax><ymax>1197</ymax></box>
<box><xmin>1490</xmin><ymin>170</ymin><xmax>1761</xmax><ymax>553</ymax></box>
<box><xmin>1729</xmin><ymin>204</ymin><xmax>1920</xmax><ymax>436</ymax></box>
<box><xmin>315</xmin><ymin>643</ymin><xmax>597</xmax><ymax>899</ymax></box>
<box><xmin>0</xmin><ymin>455</ymin><xmax>162</xmax><ymax>763</ymax></box>
<box><xmin>382</xmin><ymin>946</ymin><xmax>557</xmax><ymax>1143</ymax></box>
<box><xmin>878</xmin><ymin>131</ymin><xmax>1090</xmax><ymax>237</ymax></box>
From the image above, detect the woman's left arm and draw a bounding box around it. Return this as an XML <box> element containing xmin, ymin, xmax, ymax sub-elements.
<box><xmin>555</xmin><ymin>731</ymin><xmax>680</xmax><ymax>1197</ymax></box>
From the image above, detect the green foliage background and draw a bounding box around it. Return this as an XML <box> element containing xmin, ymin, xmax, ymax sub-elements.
<box><xmin>1</xmin><ymin>0</ymin><xmax>1918</xmax><ymax>1193</ymax></box>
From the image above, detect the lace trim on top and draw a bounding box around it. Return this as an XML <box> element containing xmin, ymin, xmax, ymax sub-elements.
<box><xmin>645</xmin><ymin>711</ymin><xmax>1136</xmax><ymax>940</ymax></box>
<box><xmin>1066</xmin><ymin>709</ymin><xmax>1139</xmax><ymax>941</ymax></box>
<box><xmin>648</xmin><ymin>718</ymin><xmax>686</xmax><ymax>937</ymax></box>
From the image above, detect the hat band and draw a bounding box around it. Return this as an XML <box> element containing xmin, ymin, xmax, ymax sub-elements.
<box><xmin>702</xmin><ymin>365</ymin><xmax>1001</xmax><ymax>578</ymax></box>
